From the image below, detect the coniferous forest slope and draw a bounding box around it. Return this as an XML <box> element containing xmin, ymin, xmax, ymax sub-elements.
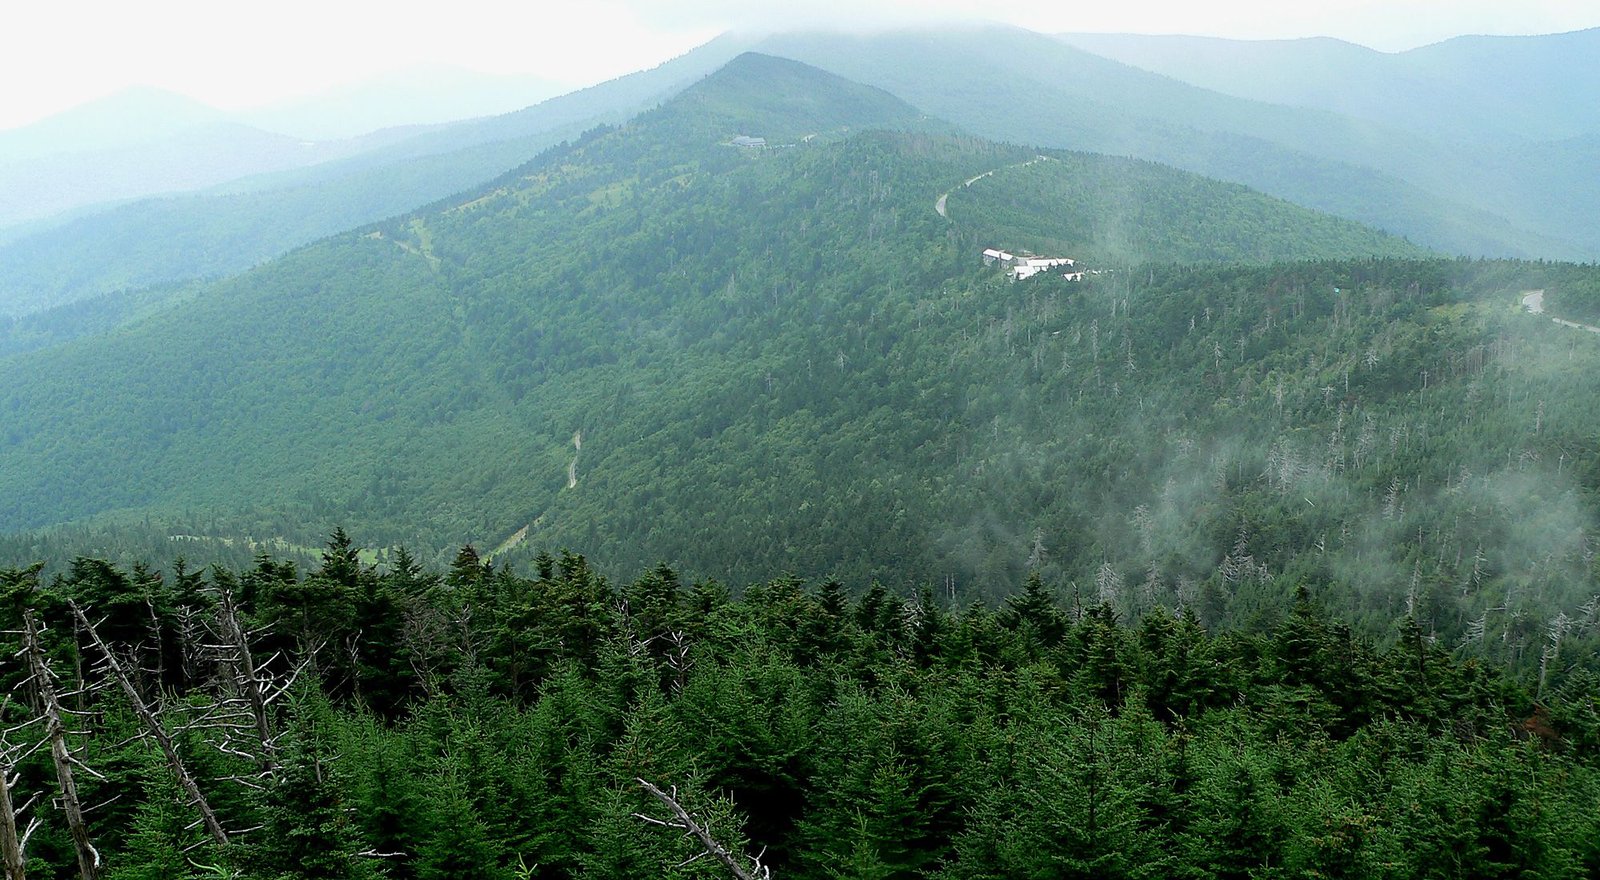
<box><xmin>6</xmin><ymin>54</ymin><xmax>1600</xmax><ymax>668</ymax></box>
<box><xmin>3</xmin><ymin>55</ymin><xmax>1416</xmax><ymax>552</ymax></box>
<box><xmin>7</xmin><ymin>25</ymin><xmax>1596</xmax><ymax>337</ymax></box>
<box><xmin>0</xmin><ymin>35</ymin><xmax>755</xmax><ymax>321</ymax></box>
<box><xmin>753</xmin><ymin>26</ymin><xmax>1597</xmax><ymax>260</ymax></box>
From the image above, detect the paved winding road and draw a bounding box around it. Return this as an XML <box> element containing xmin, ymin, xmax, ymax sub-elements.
<box><xmin>1522</xmin><ymin>289</ymin><xmax>1600</xmax><ymax>334</ymax></box>
<box><xmin>567</xmin><ymin>431</ymin><xmax>582</xmax><ymax>489</ymax></box>
<box><xmin>935</xmin><ymin>155</ymin><xmax>1054</xmax><ymax>220</ymax></box>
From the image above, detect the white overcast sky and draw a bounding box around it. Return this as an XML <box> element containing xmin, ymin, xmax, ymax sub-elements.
<box><xmin>4</xmin><ymin>0</ymin><xmax>1598</xmax><ymax>130</ymax></box>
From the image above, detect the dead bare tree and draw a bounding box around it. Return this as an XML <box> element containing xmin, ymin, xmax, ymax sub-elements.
<box><xmin>400</xmin><ymin>606</ymin><xmax>451</xmax><ymax>698</ymax></box>
<box><xmin>658</xmin><ymin>631</ymin><xmax>694</xmax><ymax>694</ymax></box>
<box><xmin>142</xmin><ymin>593</ymin><xmax>167</xmax><ymax>690</ymax></box>
<box><xmin>173</xmin><ymin>603</ymin><xmax>212</xmax><ymax>688</ymax></box>
<box><xmin>180</xmin><ymin>590</ymin><xmax>312</xmax><ymax>810</ymax></box>
<box><xmin>208</xmin><ymin>587</ymin><xmax>284</xmax><ymax>772</ymax></box>
<box><xmin>634</xmin><ymin>778</ymin><xmax>770</xmax><ymax>880</ymax></box>
<box><xmin>0</xmin><ymin>703</ymin><xmax>42</xmax><ymax>880</ymax></box>
<box><xmin>0</xmin><ymin>769</ymin><xmax>32</xmax><ymax>880</ymax></box>
<box><xmin>21</xmin><ymin>610</ymin><xmax>99</xmax><ymax>880</ymax></box>
<box><xmin>69</xmin><ymin>603</ymin><xmax>230</xmax><ymax>848</ymax></box>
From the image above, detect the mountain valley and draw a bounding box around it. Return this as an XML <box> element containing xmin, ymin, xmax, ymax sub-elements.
<box><xmin>4</xmin><ymin>53</ymin><xmax>1597</xmax><ymax>665</ymax></box>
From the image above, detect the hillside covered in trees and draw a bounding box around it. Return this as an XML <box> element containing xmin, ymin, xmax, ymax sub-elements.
<box><xmin>0</xmin><ymin>35</ymin><xmax>753</xmax><ymax>321</ymax></box>
<box><xmin>0</xmin><ymin>54</ymin><xmax>1427</xmax><ymax>571</ymax></box>
<box><xmin>7</xmin><ymin>55</ymin><xmax>1600</xmax><ymax>669</ymax></box>
<box><xmin>752</xmin><ymin>26</ymin><xmax>1596</xmax><ymax>260</ymax></box>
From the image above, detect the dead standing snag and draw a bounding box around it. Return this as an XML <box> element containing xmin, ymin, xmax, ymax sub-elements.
<box><xmin>633</xmin><ymin>778</ymin><xmax>770</xmax><ymax>880</ymax></box>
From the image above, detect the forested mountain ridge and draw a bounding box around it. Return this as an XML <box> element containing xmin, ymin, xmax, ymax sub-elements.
<box><xmin>0</xmin><ymin>36</ymin><xmax>756</xmax><ymax>321</ymax></box>
<box><xmin>9</xmin><ymin>23</ymin><xmax>1597</xmax><ymax>333</ymax></box>
<box><xmin>1056</xmin><ymin>27</ymin><xmax>1600</xmax><ymax>145</ymax></box>
<box><xmin>752</xmin><ymin>26</ymin><xmax>1598</xmax><ymax>259</ymax></box>
<box><xmin>0</xmin><ymin>55</ymin><xmax>1427</xmax><ymax>560</ymax></box>
<box><xmin>4</xmin><ymin>53</ymin><xmax>1597</xmax><ymax>672</ymax></box>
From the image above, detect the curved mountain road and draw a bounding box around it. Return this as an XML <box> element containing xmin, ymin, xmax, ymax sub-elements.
<box><xmin>1522</xmin><ymin>289</ymin><xmax>1600</xmax><ymax>335</ymax></box>
<box><xmin>935</xmin><ymin>155</ymin><xmax>1055</xmax><ymax>220</ymax></box>
<box><xmin>567</xmin><ymin>431</ymin><xmax>582</xmax><ymax>489</ymax></box>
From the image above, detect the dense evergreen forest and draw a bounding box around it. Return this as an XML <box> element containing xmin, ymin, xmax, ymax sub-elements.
<box><xmin>0</xmin><ymin>539</ymin><xmax>1597</xmax><ymax>880</ymax></box>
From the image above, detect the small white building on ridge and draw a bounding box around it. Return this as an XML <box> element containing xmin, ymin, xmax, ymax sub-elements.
<box><xmin>1010</xmin><ymin>256</ymin><xmax>1075</xmax><ymax>280</ymax></box>
<box><xmin>983</xmin><ymin>248</ymin><xmax>1078</xmax><ymax>280</ymax></box>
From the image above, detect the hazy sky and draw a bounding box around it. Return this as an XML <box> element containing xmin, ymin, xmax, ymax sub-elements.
<box><xmin>5</xmin><ymin>0</ymin><xmax>1597</xmax><ymax>130</ymax></box>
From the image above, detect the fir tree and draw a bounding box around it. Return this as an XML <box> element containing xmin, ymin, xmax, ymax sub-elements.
<box><xmin>254</xmin><ymin>698</ymin><xmax>376</xmax><ymax>880</ymax></box>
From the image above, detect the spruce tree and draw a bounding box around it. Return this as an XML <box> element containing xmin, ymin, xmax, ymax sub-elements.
<box><xmin>106</xmin><ymin>761</ymin><xmax>206</xmax><ymax>880</ymax></box>
<box><xmin>415</xmin><ymin>763</ymin><xmax>507</xmax><ymax>880</ymax></box>
<box><xmin>254</xmin><ymin>698</ymin><xmax>375</xmax><ymax>880</ymax></box>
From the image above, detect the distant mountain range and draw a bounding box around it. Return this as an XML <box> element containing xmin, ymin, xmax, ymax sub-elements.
<box><xmin>1</xmin><ymin>87</ymin><xmax>242</xmax><ymax>161</ymax></box>
<box><xmin>234</xmin><ymin>66</ymin><xmax>570</xmax><ymax>141</ymax></box>
<box><xmin>0</xmin><ymin>67</ymin><xmax>571</xmax><ymax>161</ymax></box>
<box><xmin>0</xmin><ymin>67</ymin><xmax>575</xmax><ymax>231</ymax></box>
<box><xmin>0</xmin><ymin>38</ymin><xmax>753</xmax><ymax>319</ymax></box>
<box><xmin>752</xmin><ymin>26</ymin><xmax>1594</xmax><ymax>259</ymax></box>
<box><xmin>1056</xmin><ymin>28</ymin><xmax>1600</xmax><ymax>145</ymax></box>
<box><xmin>7</xmin><ymin>24</ymin><xmax>1600</xmax><ymax>326</ymax></box>
<box><xmin>0</xmin><ymin>118</ymin><xmax>427</xmax><ymax>230</ymax></box>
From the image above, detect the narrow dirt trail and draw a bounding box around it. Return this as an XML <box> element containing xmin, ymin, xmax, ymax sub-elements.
<box><xmin>488</xmin><ymin>432</ymin><xmax>582</xmax><ymax>560</ymax></box>
<box><xmin>935</xmin><ymin>155</ymin><xmax>1054</xmax><ymax>220</ymax></box>
<box><xmin>1522</xmin><ymin>289</ymin><xmax>1600</xmax><ymax>334</ymax></box>
<box><xmin>567</xmin><ymin>431</ymin><xmax>582</xmax><ymax>489</ymax></box>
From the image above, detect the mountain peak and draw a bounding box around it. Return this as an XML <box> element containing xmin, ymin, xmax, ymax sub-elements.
<box><xmin>642</xmin><ymin>52</ymin><xmax>932</xmax><ymax>144</ymax></box>
<box><xmin>0</xmin><ymin>86</ymin><xmax>226</xmax><ymax>162</ymax></box>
